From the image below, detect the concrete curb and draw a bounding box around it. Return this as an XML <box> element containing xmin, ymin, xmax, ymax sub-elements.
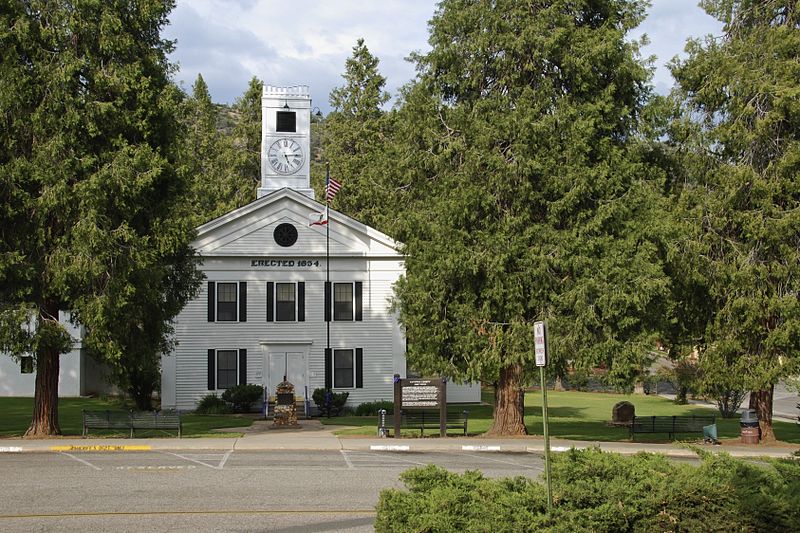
<box><xmin>1</xmin><ymin>433</ymin><xmax>797</xmax><ymax>459</ymax></box>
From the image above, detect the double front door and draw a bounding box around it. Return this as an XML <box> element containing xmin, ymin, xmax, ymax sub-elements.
<box><xmin>266</xmin><ymin>351</ymin><xmax>306</xmax><ymax>400</ymax></box>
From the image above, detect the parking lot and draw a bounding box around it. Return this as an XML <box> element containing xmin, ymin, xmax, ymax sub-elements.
<box><xmin>0</xmin><ymin>449</ymin><xmax>545</xmax><ymax>532</ymax></box>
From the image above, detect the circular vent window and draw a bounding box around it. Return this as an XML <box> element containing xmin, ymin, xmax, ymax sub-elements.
<box><xmin>273</xmin><ymin>223</ymin><xmax>298</xmax><ymax>247</ymax></box>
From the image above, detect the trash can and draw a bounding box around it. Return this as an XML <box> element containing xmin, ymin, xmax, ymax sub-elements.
<box><xmin>740</xmin><ymin>409</ymin><xmax>760</xmax><ymax>444</ymax></box>
<box><xmin>703</xmin><ymin>423</ymin><xmax>719</xmax><ymax>444</ymax></box>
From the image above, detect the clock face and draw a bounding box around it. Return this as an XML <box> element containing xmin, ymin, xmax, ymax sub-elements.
<box><xmin>268</xmin><ymin>138</ymin><xmax>304</xmax><ymax>175</ymax></box>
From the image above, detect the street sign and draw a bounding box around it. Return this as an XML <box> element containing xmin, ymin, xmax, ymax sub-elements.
<box><xmin>534</xmin><ymin>319</ymin><xmax>553</xmax><ymax>511</ymax></box>
<box><xmin>534</xmin><ymin>320</ymin><xmax>547</xmax><ymax>367</ymax></box>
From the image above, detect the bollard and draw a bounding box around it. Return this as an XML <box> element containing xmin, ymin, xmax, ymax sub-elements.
<box><xmin>378</xmin><ymin>409</ymin><xmax>388</xmax><ymax>438</ymax></box>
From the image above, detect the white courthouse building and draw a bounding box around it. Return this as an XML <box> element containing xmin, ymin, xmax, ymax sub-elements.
<box><xmin>161</xmin><ymin>85</ymin><xmax>482</xmax><ymax>411</ymax></box>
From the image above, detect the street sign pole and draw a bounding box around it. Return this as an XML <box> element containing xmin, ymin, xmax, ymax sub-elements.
<box><xmin>534</xmin><ymin>320</ymin><xmax>553</xmax><ymax>512</ymax></box>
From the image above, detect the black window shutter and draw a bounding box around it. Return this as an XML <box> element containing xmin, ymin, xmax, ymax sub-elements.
<box><xmin>298</xmin><ymin>282</ymin><xmax>305</xmax><ymax>322</ymax></box>
<box><xmin>266</xmin><ymin>282</ymin><xmax>274</xmax><ymax>322</ymax></box>
<box><xmin>207</xmin><ymin>282</ymin><xmax>215</xmax><ymax>322</ymax></box>
<box><xmin>355</xmin><ymin>282</ymin><xmax>363</xmax><ymax>321</ymax></box>
<box><xmin>239</xmin><ymin>282</ymin><xmax>247</xmax><ymax>322</ymax></box>
<box><xmin>207</xmin><ymin>349</ymin><xmax>215</xmax><ymax>390</ymax></box>
<box><xmin>324</xmin><ymin>282</ymin><xmax>331</xmax><ymax>322</ymax></box>
<box><xmin>324</xmin><ymin>348</ymin><xmax>332</xmax><ymax>389</ymax></box>
<box><xmin>238</xmin><ymin>349</ymin><xmax>247</xmax><ymax>385</ymax></box>
<box><xmin>355</xmin><ymin>348</ymin><xmax>363</xmax><ymax>388</ymax></box>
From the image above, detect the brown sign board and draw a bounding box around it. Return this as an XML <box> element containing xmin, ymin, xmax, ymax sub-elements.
<box><xmin>393</xmin><ymin>376</ymin><xmax>447</xmax><ymax>438</ymax></box>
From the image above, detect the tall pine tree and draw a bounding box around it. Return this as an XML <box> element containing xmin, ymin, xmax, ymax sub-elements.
<box><xmin>323</xmin><ymin>38</ymin><xmax>393</xmax><ymax>228</ymax></box>
<box><xmin>232</xmin><ymin>76</ymin><xmax>263</xmax><ymax>187</ymax></box>
<box><xmin>392</xmin><ymin>0</ymin><xmax>668</xmax><ymax>435</ymax></box>
<box><xmin>0</xmin><ymin>0</ymin><xmax>200</xmax><ymax>435</ymax></box>
<box><xmin>180</xmin><ymin>74</ymin><xmax>255</xmax><ymax>224</ymax></box>
<box><xmin>668</xmin><ymin>0</ymin><xmax>800</xmax><ymax>441</ymax></box>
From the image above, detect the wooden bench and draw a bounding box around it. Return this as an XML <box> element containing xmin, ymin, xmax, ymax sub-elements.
<box><xmin>130</xmin><ymin>410</ymin><xmax>181</xmax><ymax>438</ymax></box>
<box><xmin>82</xmin><ymin>410</ymin><xmax>182</xmax><ymax>438</ymax></box>
<box><xmin>631</xmin><ymin>415</ymin><xmax>716</xmax><ymax>441</ymax></box>
<box><xmin>390</xmin><ymin>410</ymin><xmax>470</xmax><ymax>436</ymax></box>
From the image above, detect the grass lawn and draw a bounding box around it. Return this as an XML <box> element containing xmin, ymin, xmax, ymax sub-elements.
<box><xmin>322</xmin><ymin>389</ymin><xmax>800</xmax><ymax>444</ymax></box>
<box><xmin>0</xmin><ymin>397</ymin><xmax>254</xmax><ymax>438</ymax></box>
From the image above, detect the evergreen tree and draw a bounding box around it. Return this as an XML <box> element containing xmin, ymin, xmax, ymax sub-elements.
<box><xmin>181</xmin><ymin>74</ymin><xmax>254</xmax><ymax>224</ymax></box>
<box><xmin>0</xmin><ymin>0</ymin><xmax>200</xmax><ymax>435</ymax></box>
<box><xmin>232</xmin><ymin>76</ymin><xmax>263</xmax><ymax>186</ymax></box>
<box><xmin>323</xmin><ymin>38</ymin><xmax>393</xmax><ymax>228</ymax></box>
<box><xmin>392</xmin><ymin>0</ymin><xmax>668</xmax><ymax>435</ymax></box>
<box><xmin>668</xmin><ymin>0</ymin><xmax>800</xmax><ymax>440</ymax></box>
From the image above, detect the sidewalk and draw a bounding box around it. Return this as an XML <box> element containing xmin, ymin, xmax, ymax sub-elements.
<box><xmin>1</xmin><ymin>419</ymin><xmax>796</xmax><ymax>459</ymax></box>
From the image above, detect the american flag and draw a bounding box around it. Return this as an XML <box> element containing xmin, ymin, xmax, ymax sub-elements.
<box><xmin>325</xmin><ymin>176</ymin><xmax>342</xmax><ymax>202</ymax></box>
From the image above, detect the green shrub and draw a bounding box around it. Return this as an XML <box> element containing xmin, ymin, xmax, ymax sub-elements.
<box><xmin>354</xmin><ymin>400</ymin><xmax>394</xmax><ymax>416</ymax></box>
<box><xmin>221</xmin><ymin>384</ymin><xmax>264</xmax><ymax>413</ymax></box>
<box><xmin>195</xmin><ymin>394</ymin><xmax>229</xmax><ymax>414</ymax></box>
<box><xmin>312</xmin><ymin>388</ymin><xmax>349</xmax><ymax>417</ymax></box>
<box><xmin>375</xmin><ymin>448</ymin><xmax>800</xmax><ymax>532</ymax></box>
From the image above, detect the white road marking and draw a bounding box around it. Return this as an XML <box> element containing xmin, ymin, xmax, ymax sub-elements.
<box><xmin>463</xmin><ymin>453</ymin><xmax>538</xmax><ymax>469</ymax></box>
<box><xmin>0</xmin><ymin>447</ymin><xmax>22</xmax><ymax>453</ymax></box>
<box><xmin>340</xmin><ymin>450</ymin><xmax>355</xmax><ymax>469</ymax></box>
<box><xmin>364</xmin><ymin>452</ymin><xmax>429</xmax><ymax>467</ymax></box>
<box><xmin>115</xmin><ymin>465</ymin><xmax>196</xmax><ymax>471</ymax></box>
<box><xmin>461</xmin><ymin>445</ymin><xmax>501</xmax><ymax>452</ymax></box>
<box><xmin>369</xmin><ymin>445</ymin><xmax>410</xmax><ymax>451</ymax></box>
<box><xmin>61</xmin><ymin>452</ymin><xmax>101</xmax><ymax>471</ymax></box>
<box><xmin>220</xmin><ymin>466</ymin><xmax>354</xmax><ymax>471</ymax></box>
<box><xmin>218</xmin><ymin>450</ymin><xmax>232</xmax><ymax>469</ymax></box>
<box><xmin>162</xmin><ymin>451</ymin><xmax>227</xmax><ymax>470</ymax></box>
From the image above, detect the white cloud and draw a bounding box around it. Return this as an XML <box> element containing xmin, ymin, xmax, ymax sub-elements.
<box><xmin>164</xmin><ymin>0</ymin><xmax>724</xmax><ymax>111</ymax></box>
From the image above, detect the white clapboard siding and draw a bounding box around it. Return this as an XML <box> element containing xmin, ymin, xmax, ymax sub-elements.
<box><xmin>163</xmin><ymin>189</ymin><xmax>407</xmax><ymax>410</ymax></box>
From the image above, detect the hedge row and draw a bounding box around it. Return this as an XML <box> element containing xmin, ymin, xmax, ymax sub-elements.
<box><xmin>375</xmin><ymin>448</ymin><xmax>800</xmax><ymax>532</ymax></box>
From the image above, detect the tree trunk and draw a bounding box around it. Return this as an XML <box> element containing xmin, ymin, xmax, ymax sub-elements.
<box><xmin>554</xmin><ymin>376</ymin><xmax>565</xmax><ymax>391</ymax></box>
<box><xmin>486</xmin><ymin>363</ymin><xmax>527</xmax><ymax>436</ymax></box>
<box><xmin>749</xmin><ymin>385</ymin><xmax>775</xmax><ymax>443</ymax></box>
<box><xmin>24</xmin><ymin>303</ymin><xmax>62</xmax><ymax>437</ymax></box>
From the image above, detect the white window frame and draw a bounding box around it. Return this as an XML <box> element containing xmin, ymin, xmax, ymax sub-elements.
<box><xmin>216</xmin><ymin>282</ymin><xmax>239</xmax><ymax>322</ymax></box>
<box><xmin>216</xmin><ymin>349</ymin><xmax>238</xmax><ymax>390</ymax></box>
<box><xmin>333</xmin><ymin>348</ymin><xmax>355</xmax><ymax>389</ymax></box>
<box><xmin>332</xmin><ymin>282</ymin><xmax>355</xmax><ymax>322</ymax></box>
<box><xmin>274</xmin><ymin>281</ymin><xmax>298</xmax><ymax>322</ymax></box>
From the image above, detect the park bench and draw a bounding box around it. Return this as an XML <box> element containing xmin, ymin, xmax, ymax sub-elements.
<box><xmin>379</xmin><ymin>409</ymin><xmax>469</xmax><ymax>436</ymax></box>
<box><xmin>82</xmin><ymin>410</ymin><xmax>182</xmax><ymax>438</ymax></box>
<box><xmin>630</xmin><ymin>415</ymin><xmax>716</xmax><ymax>441</ymax></box>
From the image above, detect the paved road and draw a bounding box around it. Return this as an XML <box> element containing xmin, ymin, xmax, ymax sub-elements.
<box><xmin>0</xmin><ymin>449</ymin><xmax>545</xmax><ymax>532</ymax></box>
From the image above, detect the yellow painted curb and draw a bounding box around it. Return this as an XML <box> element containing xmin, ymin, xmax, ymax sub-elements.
<box><xmin>50</xmin><ymin>445</ymin><xmax>151</xmax><ymax>452</ymax></box>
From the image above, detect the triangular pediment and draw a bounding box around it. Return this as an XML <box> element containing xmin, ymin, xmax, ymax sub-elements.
<box><xmin>192</xmin><ymin>188</ymin><xmax>401</xmax><ymax>258</ymax></box>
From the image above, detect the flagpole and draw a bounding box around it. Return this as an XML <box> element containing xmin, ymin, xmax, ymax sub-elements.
<box><xmin>325</xmin><ymin>162</ymin><xmax>330</xmax><ymax>365</ymax></box>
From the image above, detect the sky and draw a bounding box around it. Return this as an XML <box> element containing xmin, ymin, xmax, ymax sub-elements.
<box><xmin>163</xmin><ymin>1</ymin><xmax>724</xmax><ymax>113</ymax></box>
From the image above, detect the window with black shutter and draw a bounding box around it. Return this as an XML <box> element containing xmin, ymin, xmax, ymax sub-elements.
<box><xmin>333</xmin><ymin>349</ymin><xmax>354</xmax><ymax>388</ymax></box>
<box><xmin>216</xmin><ymin>283</ymin><xmax>238</xmax><ymax>322</ymax></box>
<box><xmin>216</xmin><ymin>350</ymin><xmax>238</xmax><ymax>390</ymax></box>
<box><xmin>332</xmin><ymin>282</ymin><xmax>363</xmax><ymax>321</ymax></box>
<box><xmin>275</xmin><ymin>283</ymin><xmax>296</xmax><ymax>321</ymax></box>
<box><xmin>333</xmin><ymin>283</ymin><xmax>353</xmax><ymax>321</ymax></box>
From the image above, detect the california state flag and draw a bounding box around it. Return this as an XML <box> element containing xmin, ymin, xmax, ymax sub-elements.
<box><xmin>309</xmin><ymin>206</ymin><xmax>328</xmax><ymax>226</ymax></box>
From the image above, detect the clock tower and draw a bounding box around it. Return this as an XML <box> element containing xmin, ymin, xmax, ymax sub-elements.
<box><xmin>258</xmin><ymin>85</ymin><xmax>314</xmax><ymax>199</ymax></box>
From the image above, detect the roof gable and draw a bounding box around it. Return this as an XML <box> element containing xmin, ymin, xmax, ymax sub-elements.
<box><xmin>192</xmin><ymin>188</ymin><xmax>401</xmax><ymax>257</ymax></box>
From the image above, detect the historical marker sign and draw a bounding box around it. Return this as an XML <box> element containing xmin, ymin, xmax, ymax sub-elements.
<box><xmin>392</xmin><ymin>375</ymin><xmax>447</xmax><ymax>438</ymax></box>
<box><xmin>400</xmin><ymin>379</ymin><xmax>442</xmax><ymax>408</ymax></box>
<box><xmin>534</xmin><ymin>320</ymin><xmax>548</xmax><ymax>367</ymax></box>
